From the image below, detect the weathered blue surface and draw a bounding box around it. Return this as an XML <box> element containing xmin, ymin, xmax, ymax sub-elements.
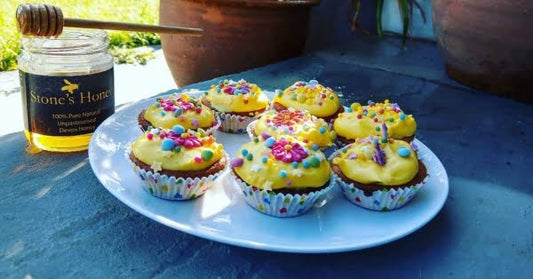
<box><xmin>1</xmin><ymin>36</ymin><xmax>533</xmax><ymax>278</ymax></box>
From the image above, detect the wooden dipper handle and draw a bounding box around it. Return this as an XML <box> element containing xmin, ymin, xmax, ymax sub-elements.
<box><xmin>16</xmin><ymin>3</ymin><xmax>202</xmax><ymax>37</ymax></box>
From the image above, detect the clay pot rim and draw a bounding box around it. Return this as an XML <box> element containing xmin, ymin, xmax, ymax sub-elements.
<box><xmin>175</xmin><ymin>0</ymin><xmax>321</xmax><ymax>8</ymax></box>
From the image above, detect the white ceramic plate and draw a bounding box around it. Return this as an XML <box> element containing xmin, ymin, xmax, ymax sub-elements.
<box><xmin>88</xmin><ymin>90</ymin><xmax>449</xmax><ymax>253</ymax></box>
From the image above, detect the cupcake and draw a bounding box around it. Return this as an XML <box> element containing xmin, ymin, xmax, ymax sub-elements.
<box><xmin>333</xmin><ymin>100</ymin><xmax>417</xmax><ymax>145</ymax></box>
<box><xmin>247</xmin><ymin>108</ymin><xmax>337</xmax><ymax>150</ymax></box>
<box><xmin>127</xmin><ymin>126</ymin><xmax>227</xmax><ymax>200</ymax></box>
<box><xmin>202</xmin><ymin>79</ymin><xmax>269</xmax><ymax>133</ymax></box>
<box><xmin>230</xmin><ymin>136</ymin><xmax>334</xmax><ymax>217</ymax></box>
<box><xmin>330</xmin><ymin>129</ymin><xmax>427</xmax><ymax>211</ymax></box>
<box><xmin>273</xmin><ymin>80</ymin><xmax>343</xmax><ymax>122</ymax></box>
<box><xmin>138</xmin><ymin>93</ymin><xmax>219</xmax><ymax>135</ymax></box>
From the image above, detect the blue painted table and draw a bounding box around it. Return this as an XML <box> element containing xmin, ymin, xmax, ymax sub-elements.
<box><xmin>1</xmin><ymin>37</ymin><xmax>532</xmax><ymax>278</ymax></box>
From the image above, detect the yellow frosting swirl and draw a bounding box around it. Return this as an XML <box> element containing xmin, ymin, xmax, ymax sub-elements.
<box><xmin>144</xmin><ymin>93</ymin><xmax>216</xmax><ymax>130</ymax></box>
<box><xmin>332</xmin><ymin>138</ymin><xmax>419</xmax><ymax>185</ymax></box>
<box><xmin>333</xmin><ymin>100</ymin><xmax>416</xmax><ymax>140</ymax></box>
<box><xmin>232</xmin><ymin>138</ymin><xmax>330</xmax><ymax>190</ymax></box>
<box><xmin>273</xmin><ymin>80</ymin><xmax>340</xmax><ymax>118</ymax></box>
<box><xmin>203</xmin><ymin>79</ymin><xmax>269</xmax><ymax>113</ymax></box>
<box><xmin>252</xmin><ymin>108</ymin><xmax>336</xmax><ymax>147</ymax></box>
<box><xmin>131</xmin><ymin>128</ymin><xmax>224</xmax><ymax>171</ymax></box>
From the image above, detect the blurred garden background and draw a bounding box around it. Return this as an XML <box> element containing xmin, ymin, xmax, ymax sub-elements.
<box><xmin>0</xmin><ymin>0</ymin><xmax>160</xmax><ymax>71</ymax></box>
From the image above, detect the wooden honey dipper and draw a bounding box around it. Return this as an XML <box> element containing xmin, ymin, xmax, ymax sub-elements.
<box><xmin>16</xmin><ymin>3</ymin><xmax>202</xmax><ymax>37</ymax></box>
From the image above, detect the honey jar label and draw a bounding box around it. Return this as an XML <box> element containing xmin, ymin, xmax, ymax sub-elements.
<box><xmin>19</xmin><ymin>69</ymin><xmax>114</xmax><ymax>136</ymax></box>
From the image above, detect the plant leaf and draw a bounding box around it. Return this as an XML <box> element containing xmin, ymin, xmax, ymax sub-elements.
<box><xmin>376</xmin><ymin>0</ymin><xmax>384</xmax><ymax>38</ymax></box>
<box><xmin>398</xmin><ymin>0</ymin><xmax>410</xmax><ymax>48</ymax></box>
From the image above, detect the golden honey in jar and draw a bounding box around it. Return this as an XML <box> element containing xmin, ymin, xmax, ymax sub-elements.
<box><xmin>18</xmin><ymin>30</ymin><xmax>114</xmax><ymax>152</ymax></box>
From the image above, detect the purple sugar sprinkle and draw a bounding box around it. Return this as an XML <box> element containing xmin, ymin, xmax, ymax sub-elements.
<box><xmin>372</xmin><ymin>139</ymin><xmax>386</xmax><ymax>166</ymax></box>
<box><xmin>410</xmin><ymin>142</ymin><xmax>419</xmax><ymax>152</ymax></box>
<box><xmin>381</xmin><ymin>123</ymin><xmax>388</xmax><ymax>142</ymax></box>
<box><xmin>231</xmin><ymin>158</ymin><xmax>244</xmax><ymax>168</ymax></box>
<box><xmin>261</xmin><ymin>132</ymin><xmax>270</xmax><ymax>140</ymax></box>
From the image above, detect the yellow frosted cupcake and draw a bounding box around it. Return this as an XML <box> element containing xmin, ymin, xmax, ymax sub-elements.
<box><xmin>333</xmin><ymin>100</ymin><xmax>417</xmax><ymax>145</ymax></box>
<box><xmin>127</xmin><ymin>126</ymin><xmax>227</xmax><ymax>200</ymax></box>
<box><xmin>273</xmin><ymin>80</ymin><xmax>342</xmax><ymax>122</ymax></box>
<box><xmin>138</xmin><ymin>93</ymin><xmax>219</xmax><ymax>135</ymax></box>
<box><xmin>330</xmin><ymin>131</ymin><xmax>427</xmax><ymax>211</ymax></box>
<box><xmin>247</xmin><ymin>108</ymin><xmax>336</xmax><ymax>149</ymax></box>
<box><xmin>202</xmin><ymin>79</ymin><xmax>269</xmax><ymax>133</ymax></box>
<box><xmin>230</xmin><ymin>136</ymin><xmax>334</xmax><ymax>217</ymax></box>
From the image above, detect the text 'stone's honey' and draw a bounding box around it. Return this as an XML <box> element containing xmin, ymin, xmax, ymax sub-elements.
<box><xmin>18</xmin><ymin>30</ymin><xmax>114</xmax><ymax>152</ymax></box>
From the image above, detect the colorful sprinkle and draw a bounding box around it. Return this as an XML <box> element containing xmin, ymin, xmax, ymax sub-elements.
<box><xmin>241</xmin><ymin>149</ymin><xmax>248</xmax><ymax>156</ymax></box>
<box><xmin>303</xmin><ymin>160</ymin><xmax>310</xmax><ymax>168</ymax></box>
<box><xmin>400</xmin><ymin>113</ymin><xmax>406</xmax><ymax>120</ymax></box>
<box><xmin>230</xmin><ymin>158</ymin><xmax>244</xmax><ymax>168</ymax></box>
<box><xmin>280</xmin><ymin>170</ymin><xmax>287</xmax><ymax>178</ymax></box>
<box><xmin>398</xmin><ymin>146</ymin><xmax>411</xmax><ymax>157</ymax></box>
<box><xmin>319</xmin><ymin>127</ymin><xmax>326</xmax><ymax>134</ymax></box>
<box><xmin>309</xmin><ymin>156</ymin><xmax>320</xmax><ymax>168</ymax></box>
<box><xmin>261</xmin><ymin>156</ymin><xmax>268</xmax><ymax>163</ymax></box>
<box><xmin>292</xmin><ymin>162</ymin><xmax>298</xmax><ymax>168</ymax></box>
<box><xmin>261</xmin><ymin>132</ymin><xmax>270</xmax><ymax>140</ymax></box>
<box><xmin>312</xmin><ymin>144</ymin><xmax>319</xmax><ymax>151</ymax></box>
<box><xmin>161</xmin><ymin>138</ymin><xmax>175</xmax><ymax>151</ymax></box>
<box><xmin>253</xmin><ymin>137</ymin><xmax>259</xmax><ymax>143</ymax></box>
<box><xmin>172</xmin><ymin>125</ymin><xmax>185</xmax><ymax>134</ymax></box>
<box><xmin>202</xmin><ymin>150</ymin><xmax>214</xmax><ymax>160</ymax></box>
<box><xmin>194</xmin><ymin>157</ymin><xmax>202</xmax><ymax>163</ymax></box>
<box><xmin>246</xmin><ymin>153</ymin><xmax>254</xmax><ymax>161</ymax></box>
<box><xmin>265</xmin><ymin>137</ymin><xmax>276</xmax><ymax>148</ymax></box>
<box><xmin>147</xmin><ymin>133</ymin><xmax>154</xmax><ymax>140</ymax></box>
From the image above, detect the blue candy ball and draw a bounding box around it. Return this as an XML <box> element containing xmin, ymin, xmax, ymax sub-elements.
<box><xmin>265</xmin><ymin>137</ymin><xmax>276</xmax><ymax>148</ymax></box>
<box><xmin>172</xmin><ymin>125</ymin><xmax>185</xmax><ymax>134</ymax></box>
<box><xmin>161</xmin><ymin>138</ymin><xmax>175</xmax><ymax>151</ymax></box>
<box><xmin>398</xmin><ymin>146</ymin><xmax>411</xmax><ymax>157</ymax></box>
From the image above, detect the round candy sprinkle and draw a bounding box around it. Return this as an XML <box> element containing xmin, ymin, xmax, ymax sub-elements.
<box><xmin>312</xmin><ymin>144</ymin><xmax>319</xmax><ymax>151</ymax></box>
<box><xmin>389</xmin><ymin>117</ymin><xmax>394</xmax><ymax>123</ymax></box>
<box><xmin>319</xmin><ymin>127</ymin><xmax>326</xmax><ymax>134</ymax></box>
<box><xmin>230</xmin><ymin>158</ymin><xmax>244</xmax><ymax>168</ymax></box>
<box><xmin>398</xmin><ymin>147</ymin><xmax>411</xmax><ymax>157</ymax></box>
<box><xmin>172</xmin><ymin>125</ymin><xmax>185</xmax><ymax>134</ymax></box>
<box><xmin>151</xmin><ymin>128</ymin><xmax>160</xmax><ymax>135</ymax></box>
<box><xmin>194</xmin><ymin>157</ymin><xmax>202</xmax><ymax>163</ymax></box>
<box><xmin>265</xmin><ymin>137</ymin><xmax>276</xmax><ymax>148</ymax></box>
<box><xmin>161</xmin><ymin>138</ymin><xmax>175</xmax><ymax>151</ymax></box>
<box><xmin>280</xmin><ymin>170</ymin><xmax>287</xmax><ymax>178</ymax></box>
<box><xmin>309</xmin><ymin>156</ymin><xmax>320</xmax><ymax>168</ymax></box>
<box><xmin>400</xmin><ymin>113</ymin><xmax>406</xmax><ymax>120</ymax></box>
<box><xmin>241</xmin><ymin>149</ymin><xmax>248</xmax><ymax>156</ymax></box>
<box><xmin>286</xmin><ymin>180</ymin><xmax>292</xmax><ymax>185</ymax></box>
<box><xmin>195</xmin><ymin>107</ymin><xmax>202</xmax><ymax>114</ymax></box>
<box><xmin>346</xmin><ymin>107</ymin><xmax>353</xmax><ymax>113</ymax></box>
<box><xmin>292</xmin><ymin>162</ymin><xmax>298</xmax><ymax>168</ymax></box>
<box><xmin>370</xmin><ymin>111</ymin><xmax>376</xmax><ymax>117</ymax></box>
<box><xmin>303</xmin><ymin>161</ymin><xmax>310</xmax><ymax>168</ymax></box>
<box><xmin>147</xmin><ymin>133</ymin><xmax>154</xmax><ymax>140</ymax></box>
<box><xmin>375</xmin><ymin>126</ymin><xmax>381</xmax><ymax>131</ymax></box>
<box><xmin>160</xmin><ymin>111</ymin><xmax>166</xmax><ymax>116</ymax></box>
<box><xmin>261</xmin><ymin>132</ymin><xmax>270</xmax><ymax>140</ymax></box>
<box><xmin>246</xmin><ymin>153</ymin><xmax>254</xmax><ymax>161</ymax></box>
<box><xmin>174</xmin><ymin>108</ymin><xmax>183</xmax><ymax>117</ymax></box>
<box><xmin>174</xmin><ymin>146</ymin><xmax>181</xmax><ymax>152</ymax></box>
<box><xmin>357</xmin><ymin>114</ymin><xmax>362</xmax><ymax>119</ymax></box>
<box><xmin>253</xmin><ymin>137</ymin><xmax>259</xmax><ymax>143</ymax></box>
<box><xmin>261</xmin><ymin>156</ymin><xmax>268</xmax><ymax>163</ymax></box>
<box><xmin>202</xmin><ymin>150</ymin><xmax>214</xmax><ymax>160</ymax></box>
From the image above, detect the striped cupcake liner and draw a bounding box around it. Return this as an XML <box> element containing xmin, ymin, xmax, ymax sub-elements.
<box><xmin>126</xmin><ymin>146</ymin><xmax>228</xmax><ymax>200</ymax></box>
<box><xmin>328</xmin><ymin>148</ymin><xmax>425</xmax><ymax>211</ymax></box>
<box><xmin>230</xmin><ymin>170</ymin><xmax>335</xmax><ymax>217</ymax></box>
<box><xmin>216</xmin><ymin>111</ymin><xmax>259</xmax><ymax>134</ymax></box>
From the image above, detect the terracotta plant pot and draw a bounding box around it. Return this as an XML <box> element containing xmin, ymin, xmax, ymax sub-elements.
<box><xmin>160</xmin><ymin>0</ymin><xmax>320</xmax><ymax>87</ymax></box>
<box><xmin>432</xmin><ymin>0</ymin><xmax>533</xmax><ymax>102</ymax></box>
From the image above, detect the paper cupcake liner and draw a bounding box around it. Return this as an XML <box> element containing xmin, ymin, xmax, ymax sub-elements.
<box><xmin>230</xmin><ymin>170</ymin><xmax>335</xmax><ymax>217</ymax></box>
<box><xmin>328</xmin><ymin>148</ymin><xmax>425</xmax><ymax>211</ymax></box>
<box><xmin>138</xmin><ymin>115</ymin><xmax>221</xmax><ymax>137</ymax></box>
<box><xmin>126</xmin><ymin>146</ymin><xmax>227</xmax><ymax>200</ymax></box>
<box><xmin>216</xmin><ymin>111</ymin><xmax>259</xmax><ymax>134</ymax></box>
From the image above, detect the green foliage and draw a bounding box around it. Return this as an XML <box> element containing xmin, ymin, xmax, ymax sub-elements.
<box><xmin>0</xmin><ymin>0</ymin><xmax>160</xmax><ymax>71</ymax></box>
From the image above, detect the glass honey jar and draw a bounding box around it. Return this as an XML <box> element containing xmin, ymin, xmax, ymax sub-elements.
<box><xmin>18</xmin><ymin>30</ymin><xmax>114</xmax><ymax>153</ymax></box>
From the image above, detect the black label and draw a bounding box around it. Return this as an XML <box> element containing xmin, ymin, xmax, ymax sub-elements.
<box><xmin>19</xmin><ymin>69</ymin><xmax>114</xmax><ymax>136</ymax></box>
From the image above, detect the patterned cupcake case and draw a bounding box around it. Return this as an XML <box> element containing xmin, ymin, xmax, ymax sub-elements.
<box><xmin>231</xmin><ymin>171</ymin><xmax>335</xmax><ymax>217</ymax></box>
<box><xmin>328</xmin><ymin>138</ymin><xmax>427</xmax><ymax>211</ymax></box>
<box><xmin>217</xmin><ymin>111</ymin><xmax>258</xmax><ymax>134</ymax></box>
